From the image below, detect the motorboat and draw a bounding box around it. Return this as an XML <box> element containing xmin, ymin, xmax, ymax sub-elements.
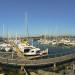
<box><xmin>17</xmin><ymin>41</ymin><xmax>48</xmax><ymax>56</ymax></box>
<box><xmin>14</xmin><ymin>38</ymin><xmax>48</xmax><ymax>56</ymax></box>
<box><xmin>24</xmin><ymin>47</ymin><xmax>41</xmax><ymax>56</ymax></box>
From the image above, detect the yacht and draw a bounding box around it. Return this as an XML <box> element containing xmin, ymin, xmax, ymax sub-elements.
<box><xmin>17</xmin><ymin>41</ymin><xmax>48</xmax><ymax>56</ymax></box>
<box><xmin>24</xmin><ymin>47</ymin><xmax>41</xmax><ymax>56</ymax></box>
<box><xmin>23</xmin><ymin>46</ymin><xmax>48</xmax><ymax>56</ymax></box>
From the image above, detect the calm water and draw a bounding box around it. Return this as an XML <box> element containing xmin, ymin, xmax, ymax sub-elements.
<box><xmin>33</xmin><ymin>41</ymin><xmax>75</xmax><ymax>58</ymax></box>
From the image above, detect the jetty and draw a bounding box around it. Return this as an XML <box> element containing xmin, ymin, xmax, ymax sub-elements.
<box><xmin>0</xmin><ymin>52</ymin><xmax>75</xmax><ymax>67</ymax></box>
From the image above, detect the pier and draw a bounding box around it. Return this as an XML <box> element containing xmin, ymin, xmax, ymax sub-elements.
<box><xmin>0</xmin><ymin>52</ymin><xmax>75</xmax><ymax>67</ymax></box>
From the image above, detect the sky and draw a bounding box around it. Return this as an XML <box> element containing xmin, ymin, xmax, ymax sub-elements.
<box><xmin>0</xmin><ymin>0</ymin><xmax>75</xmax><ymax>37</ymax></box>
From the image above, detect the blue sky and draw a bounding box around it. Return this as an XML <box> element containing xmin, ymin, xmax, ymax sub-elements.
<box><xmin>0</xmin><ymin>0</ymin><xmax>75</xmax><ymax>37</ymax></box>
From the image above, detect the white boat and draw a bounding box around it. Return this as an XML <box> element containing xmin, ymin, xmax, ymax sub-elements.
<box><xmin>24</xmin><ymin>47</ymin><xmax>41</xmax><ymax>56</ymax></box>
<box><xmin>0</xmin><ymin>43</ymin><xmax>11</xmax><ymax>51</ymax></box>
<box><xmin>17</xmin><ymin>41</ymin><xmax>48</xmax><ymax>56</ymax></box>
<box><xmin>24</xmin><ymin>47</ymin><xmax>48</xmax><ymax>56</ymax></box>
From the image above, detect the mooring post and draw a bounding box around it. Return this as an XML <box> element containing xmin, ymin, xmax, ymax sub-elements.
<box><xmin>21</xmin><ymin>65</ymin><xmax>24</xmax><ymax>71</ymax></box>
<box><xmin>20</xmin><ymin>65</ymin><xmax>28</xmax><ymax>75</ymax></box>
<box><xmin>53</xmin><ymin>63</ymin><xmax>57</xmax><ymax>71</ymax></box>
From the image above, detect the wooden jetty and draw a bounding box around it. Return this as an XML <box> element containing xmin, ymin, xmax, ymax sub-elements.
<box><xmin>0</xmin><ymin>52</ymin><xmax>75</xmax><ymax>67</ymax></box>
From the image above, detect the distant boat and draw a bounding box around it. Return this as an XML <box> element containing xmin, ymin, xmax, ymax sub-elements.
<box><xmin>0</xmin><ymin>43</ymin><xmax>11</xmax><ymax>51</ymax></box>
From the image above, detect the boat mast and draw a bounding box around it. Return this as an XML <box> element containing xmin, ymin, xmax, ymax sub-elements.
<box><xmin>7</xmin><ymin>26</ymin><xmax>9</xmax><ymax>42</ymax></box>
<box><xmin>2</xmin><ymin>24</ymin><xmax>4</xmax><ymax>39</ymax></box>
<box><xmin>25</xmin><ymin>12</ymin><xmax>29</xmax><ymax>41</ymax></box>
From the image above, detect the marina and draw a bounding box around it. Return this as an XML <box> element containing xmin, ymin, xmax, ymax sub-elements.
<box><xmin>0</xmin><ymin>0</ymin><xmax>75</xmax><ymax>75</ymax></box>
<box><xmin>0</xmin><ymin>38</ymin><xmax>75</xmax><ymax>67</ymax></box>
<box><xmin>0</xmin><ymin>43</ymin><xmax>75</xmax><ymax>75</ymax></box>
<box><xmin>0</xmin><ymin>37</ymin><xmax>75</xmax><ymax>75</ymax></box>
<box><xmin>0</xmin><ymin>34</ymin><xmax>75</xmax><ymax>75</ymax></box>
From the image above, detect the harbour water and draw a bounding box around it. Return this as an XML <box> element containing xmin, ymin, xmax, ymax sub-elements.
<box><xmin>33</xmin><ymin>40</ymin><xmax>75</xmax><ymax>58</ymax></box>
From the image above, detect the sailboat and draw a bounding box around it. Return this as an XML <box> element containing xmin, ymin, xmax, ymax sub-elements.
<box><xmin>0</xmin><ymin>24</ymin><xmax>11</xmax><ymax>52</ymax></box>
